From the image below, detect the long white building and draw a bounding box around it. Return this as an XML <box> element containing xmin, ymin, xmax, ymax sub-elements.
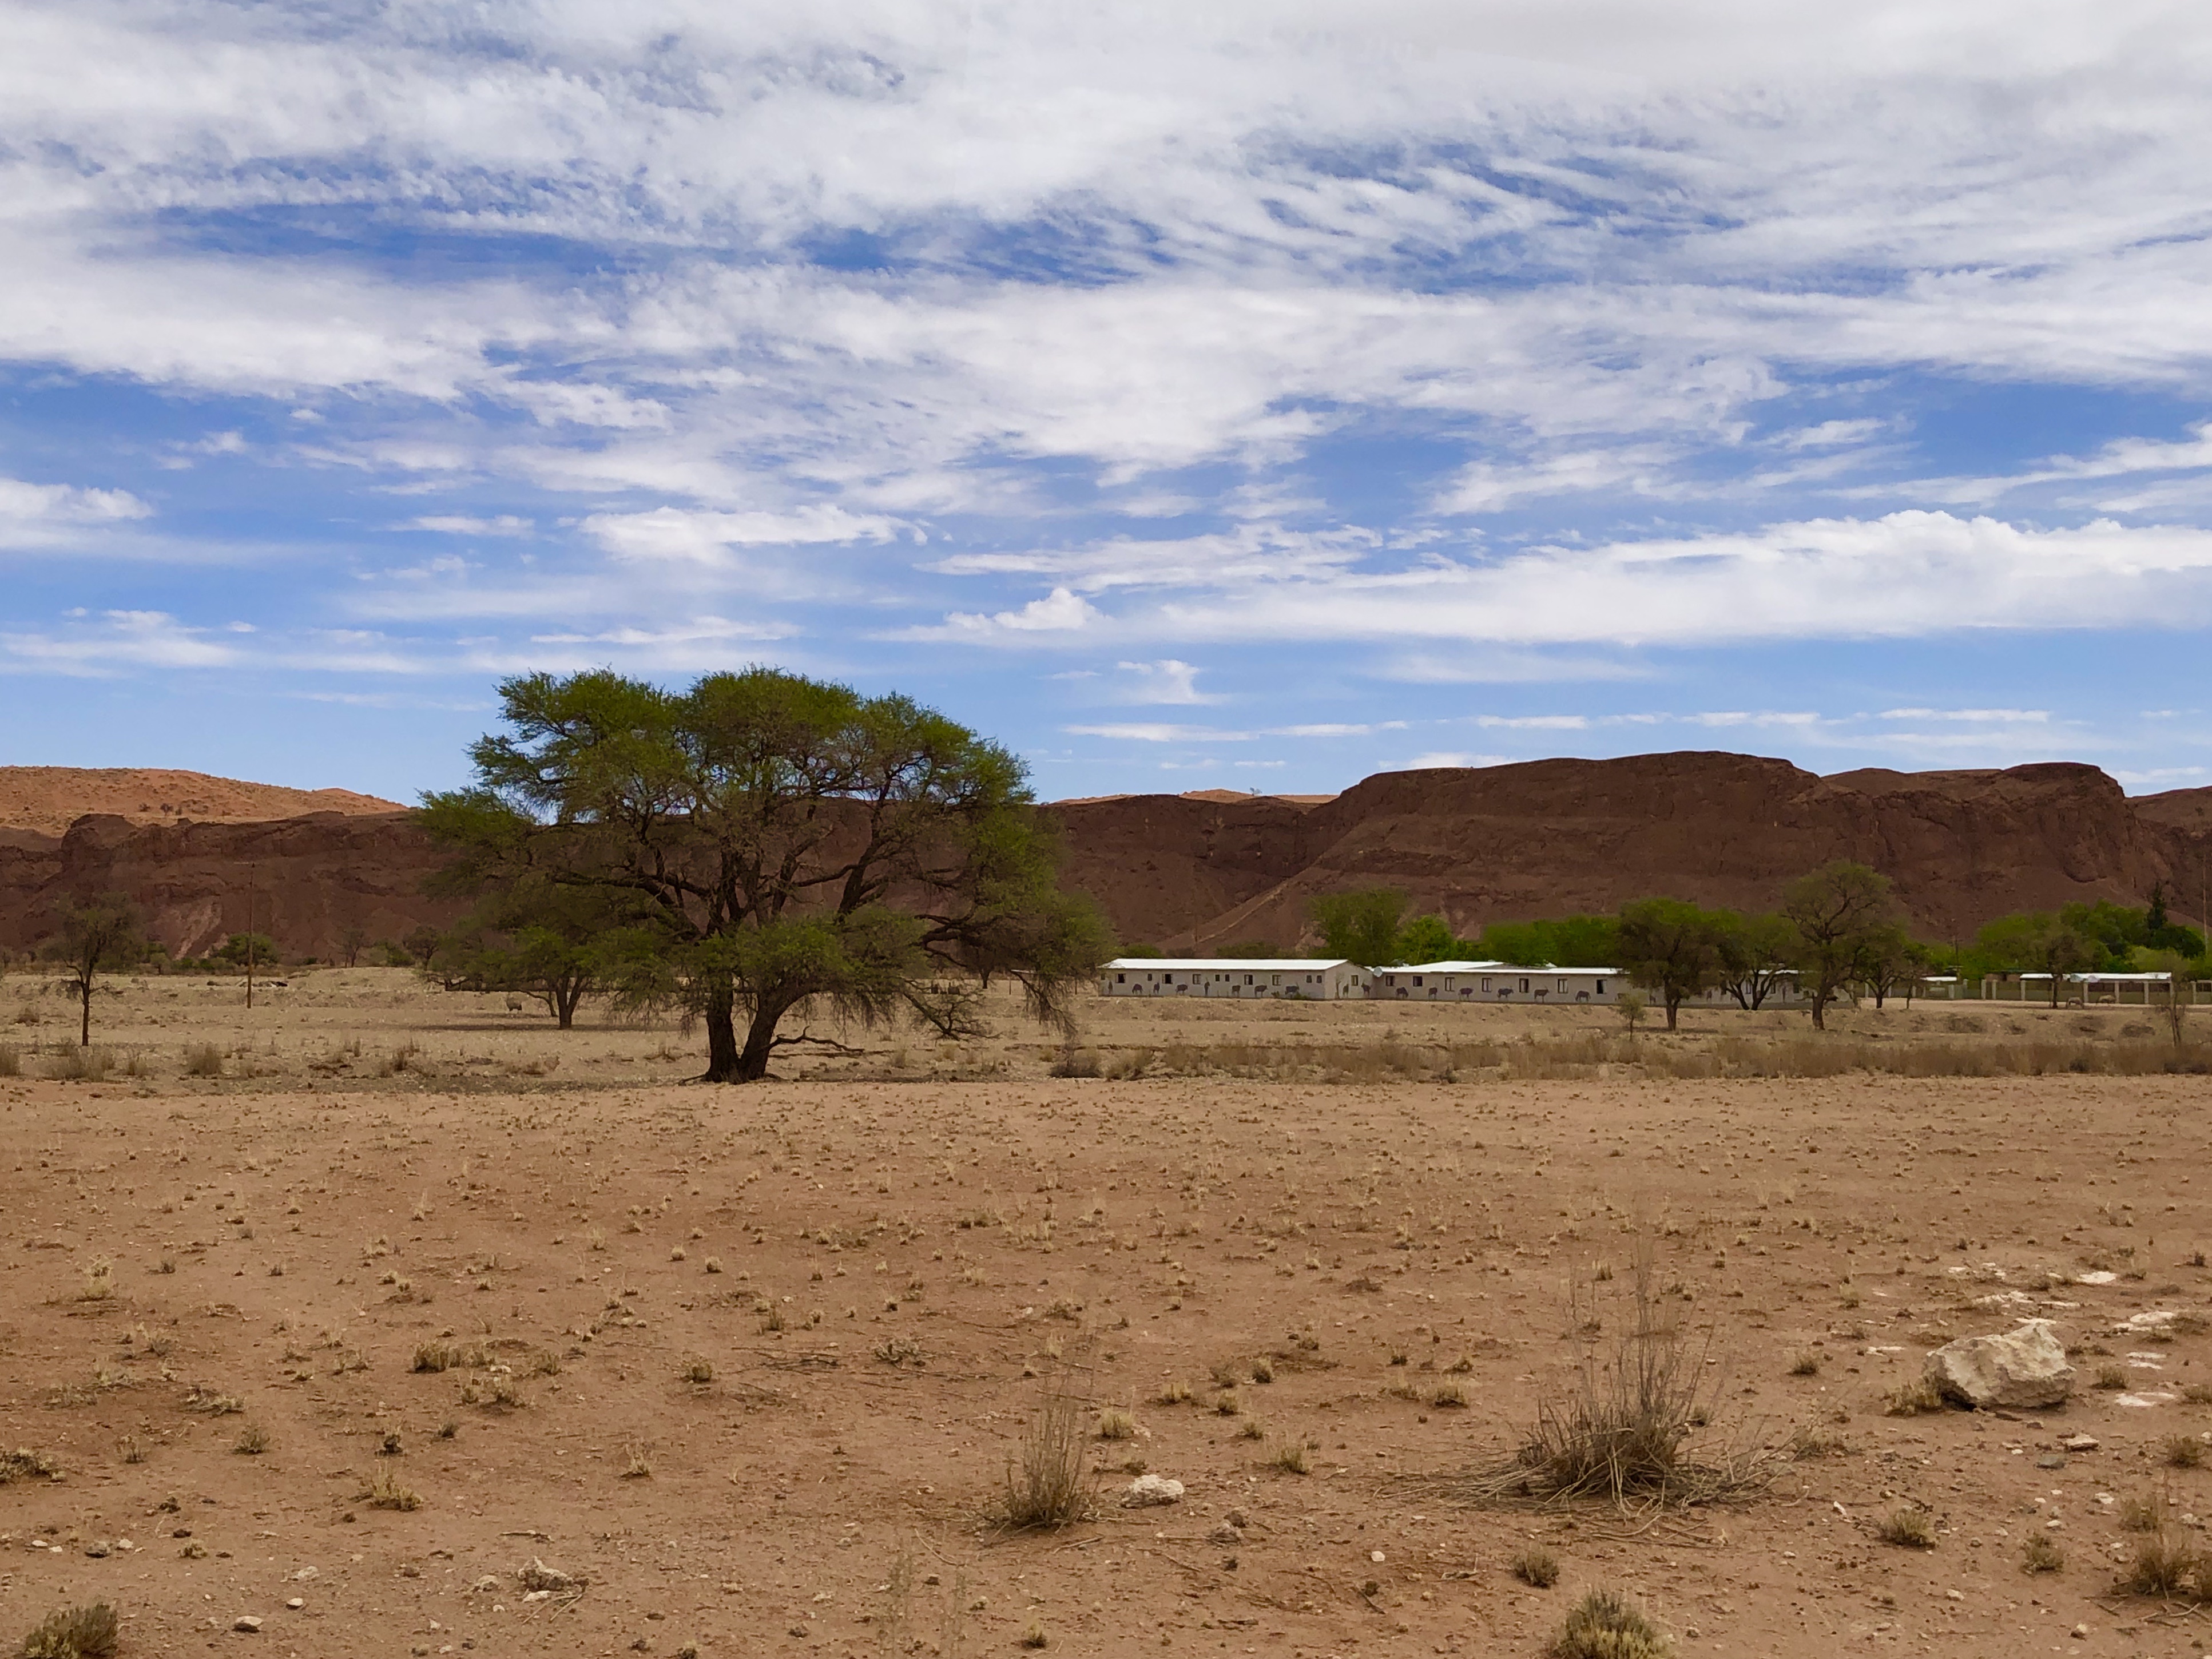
<box><xmin>1373</xmin><ymin>960</ymin><xmax>1625</xmax><ymax>1003</ymax></box>
<box><xmin>1100</xmin><ymin>958</ymin><xmax>1372</xmax><ymax>999</ymax></box>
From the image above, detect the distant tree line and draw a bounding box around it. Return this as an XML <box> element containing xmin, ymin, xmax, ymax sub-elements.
<box><xmin>1286</xmin><ymin>871</ymin><xmax>2212</xmax><ymax>1029</ymax></box>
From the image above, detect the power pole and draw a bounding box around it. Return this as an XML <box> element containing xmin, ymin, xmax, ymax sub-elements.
<box><xmin>245</xmin><ymin>862</ymin><xmax>258</xmax><ymax>1011</ymax></box>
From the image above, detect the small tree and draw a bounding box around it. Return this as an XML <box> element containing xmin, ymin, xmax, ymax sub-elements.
<box><xmin>435</xmin><ymin>880</ymin><xmax>650</xmax><ymax>1029</ymax></box>
<box><xmin>2142</xmin><ymin>948</ymin><xmax>2195</xmax><ymax>1048</ymax></box>
<box><xmin>1976</xmin><ymin>912</ymin><xmax>2098</xmax><ymax>1007</ymax></box>
<box><xmin>1852</xmin><ymin>923</ymin><xmax>1927</xmax><ymax>1010</ymax></box>
<box><xmin>43</xmin><ymin>895</ymin><xmax>148</xmax><ymax>1047</ymax></box>
<box><xmin>1392</xmin><ymin>912</ymin><xmax>1456</xmax><ymax>966</ymax></box>
<box><xmin>1713</xmin><ymin>911</ymin><xmax>1798</xmax><ymax>1010</ymax></box>
<box><xmin>1614</xmin><ymin>898</ymin><xmax>1725</xmax><ymax>1031</ymax></box>
<box><xmin>1615</xmin><ymin>989</ymin><xmax>1647</xmax><ymax>1034</ymax></box>
<box><xmin>1309</xmin><ymin>888</ymin><xmax>1409</xmax><ymax>967</ymax></box>
<box><xmin>338</xmin><ymin>924</ymin><xmax>369</xmax><ymax>970</ymax></box>
<box><xmin>1782</xmin><ymin>862</ymin><xmax>1895</xmax><ymax>1031</ymax></box>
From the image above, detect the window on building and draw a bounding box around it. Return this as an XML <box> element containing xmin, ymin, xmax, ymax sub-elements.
<box><xmin>1481</xmin><ymin>977</ymin><xmax>1491</xmax><ymax>991</ymax></box>
<box><xmin>1558</xmin><ymin>978</ymin><xmax>1568</xmax><ymax>994</ymax></box>
<box><xmin>1116</xmin><ymin>973</ymin><xmax>1126</xmax><ymax>983</ymax></box>
<box><xmin>1519</xmin><ymin>977</ymin><xmax>1530</xmax><ymax>993</ymax></box>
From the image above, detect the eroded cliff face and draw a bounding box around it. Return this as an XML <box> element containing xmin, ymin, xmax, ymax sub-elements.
<box><xmin>4</xmin><ymin>755</ymin><xmax>2212</xmax><ymax>959</ymax></box>
<box><xmin>1050</xmin><ymin>754</ymin><xmax>2212</xmax><ymax>951</ymax></box>
<box><xmin>0</xmin><ymin>812</ymin><xmax>459</xmax><ymax>959</ymax></box>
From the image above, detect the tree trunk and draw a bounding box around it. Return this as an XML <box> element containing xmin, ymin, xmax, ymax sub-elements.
<box><xmin>1665</xmin><ymin>990</ymin><xmax>1681</xmax><ymax>1030</ymax></box>
<box><xmin>736</xmin><ymin>1000</ymin><xmax>784</xmax><ymax>1082</ymax></box>
<box><xmin>554</xmin><ymin>976</ymin><xmax>582</xmax><ymax>1029</ymax></box>
<box><xmin>1809</xmin><ymin>989</ymin><xmax>1828</xmax><ymax>1031</ymax></box>
<box><xmin>701</xmin><ymin>985</ymin><xmax>744</xmax><ymax>1082</ymax></box>
<box><xmin>80</xmin><ymin>981</ymin><xmax>91</xmax><ymax>1047</ymax></box>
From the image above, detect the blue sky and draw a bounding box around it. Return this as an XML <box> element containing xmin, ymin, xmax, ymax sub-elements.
<box><xmin>6</xmin><ymin>0</ymin><xmax>2212</xmax><ymax>802</ymax></box>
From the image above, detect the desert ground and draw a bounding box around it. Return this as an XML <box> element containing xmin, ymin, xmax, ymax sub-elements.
<box><xmin>5</xmin><ymin>971</ymin><xmax>2212</xmax><ymax>1657</ymax></box>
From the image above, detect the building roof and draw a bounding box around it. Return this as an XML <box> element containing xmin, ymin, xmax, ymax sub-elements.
<box><xmin>1105</xmin><ymin>958</ymin><xmax>1357</xmax><ymax>973</ymax></box>
<box><xmin>1392</xmin><ymin>960</ymin><xmax>1619</xmax><ymax>975</ymax></box>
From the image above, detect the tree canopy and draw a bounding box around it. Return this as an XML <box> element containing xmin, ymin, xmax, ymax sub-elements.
<box><xmin>420</xmin><ymin>668</ymin><xmax>1112</xmax><ymax>1082</ymax></box>
<box><xmin>1614</xmin><ymin>898</ymin><xmax>1726</xmax><ymax>1029</ymax></box>
<box><xmin>43</xmin><ymin>895</ymin><xmax>148</xmax><ymax>1047</ymax></box>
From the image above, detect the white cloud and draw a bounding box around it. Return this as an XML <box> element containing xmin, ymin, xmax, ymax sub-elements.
<box><xmin>1403</xmin><ymin>751</ymin><xmax>1508</xmax><ymax>769</ymax></box>
<box><xmin>0</xmin><ymin>477</ymin><xmax>152</xmax><ymax>549</ymax></box>
<box><xmin>0</xmin><ymin>609</ymin><xmax>235</xmax><ymax>674</ymax></box>
<box><xmin>584</xmin><ymin>505</ymin><xmax>903</xmax><ymax>563</ymax></box>
<box><xmin>1110</xmin><ymin>659</ymin><xmax>1212</xmax><ymax>704</ymax></box>
<box><xmin>946</xmin><ymin>586</ymin><xmax>1099</xmax><ymax>636</ymax></box>
<box><xmin>404</xmin><ymin>515</ymin><xmax>534</xmax><ymax>537</ymax></box>
<box><xmin>1878</xmin><ymin>707</ymin><xmax>2051</xmax><ymax>724</ymax></box>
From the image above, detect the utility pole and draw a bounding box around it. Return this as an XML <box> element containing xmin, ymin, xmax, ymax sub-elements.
<box><xmin>245</xmin><ymin>862</ymin><xmax>258</xmax><ymax>1011</ymax></box>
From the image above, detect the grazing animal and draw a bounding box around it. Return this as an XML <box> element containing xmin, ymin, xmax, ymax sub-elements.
<box><xmin>505</xmin><ymin>995</ymin><xmax>526</xmax><ymax>1015</ymax></box>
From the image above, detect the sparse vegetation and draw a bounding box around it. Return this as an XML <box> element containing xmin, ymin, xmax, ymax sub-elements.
<box><xmin>183</xmin><ymin>1042</ymin><xmax>224</xmax><ymax>1077</ymax></box>
<box><xmin>1095</xmin><ymin>1407</ymin><xmax>1136</xmax><ymax>1441</ymax></box>
<box><xmin>2120</xmin><ymin>1530</ymin><xmax>2200</xmax><ymax>1597</ymax></box>
<box><xmin>0</xmin><ymin>1447</ymin><xmax>60</xmax><ymax>1484</ymax></box>
<box><xmin>363</xmin><ymin>1470</ymin><xmax>422</xmax><ymax>1510</ymax></box>
<box><xmin>2165</xmin><ymin>1434</ymin><xmax>2206</xmax><ymax>1469</ymax></box>
<box><xmin>17</xmin><ymin>1601</ymin><xmax>120</xmax><ymax>1659</ymax></box>
<box><xmin>233</xmin><ymin>1422</ymin><xmax>269</xmax><ymax>1455</ymax></box>
<box><xmin>1512</xmin><ymin>1546</ymin><xmax>1560</xmax><ymax>1587</ymax></box>
<box><xmin>2022</xmin><ymin>1534</ymin><xmax>2063</xmax><ymax>1573</ymax></box>
<box><xmin>1549</xmin><ymin>1588</ymin><xmax>1670</xmax><ymax>1659</ymax></box>
<box><xmin>1875</xmin><ymin>1507</ymin><xmax>1936</xmax><ymax>1549</ymax></box>
<box><xmin>998</xmin><ymin>1387</ymin><xmax>1093</xmax><ymax>1530</ymax></box>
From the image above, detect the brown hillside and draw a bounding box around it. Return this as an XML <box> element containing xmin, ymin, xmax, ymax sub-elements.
<box><xmin>0</xmin><ymin>766</ymin><xmax>402</xmax><ymax>837</ymax></box>
<box><xmin>7</xmin><ymin>753</ymin><xmax>2212</xmax><ymax>961</ymax></box>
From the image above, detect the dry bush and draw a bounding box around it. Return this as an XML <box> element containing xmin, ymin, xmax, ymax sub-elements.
<box><xmin>1095</xmin><ymin>1407</ymin><xmax>1136</xmax><ymax>1441</ymax></box>
<box><xmin>1048</xmin><ymin>1046</ymin><xmax>1102</xmax><ymax>1078</ymax></box>
<box><xmin>362</xmin><ymin>1471</ymin><xmax>421</xmax><ymax>1510</ymax></box>
<box><xmin>183</xmin><ymin>1043</ymin><xmax>224</xmax><ymax>1078</ymax></box>
<box><xmin>1787</xmin><ymin>1427</ymin><xmax>1848</xmax><ymax>1460</ymax></box>
<box><xmin>45</xmin><ymin>1047</ymin><xmax>112</xmax><ymax>1082</ymax></box>
<box><xmin>1788</xmin><ymin>1351</ymin><xmax>1820</xmax><ymax>1377</ymax></box>
<box><xmin>0</xmin><ymin>1044</ymin><xmax>19</xmax><ymax>1078</ymax></box>
<box><xmin>232</xmin><ymin>1423</ymin><xmax>269</xmax><ymax>1455</ymax></box>
<box><xmin>18</xmin><ymin>1602</ymin><xmax>119</xmax><ymax>1659</ymax></box>
<box><xmin>2094</xmin><ymin>1364</ymin><xmax>2130</xmax><ymax>1391</ymax></box>
<box><xmin>411</xmin><ymin>1339</ymin><xmax>485</xmax><ymax>1374</ymax></box>
<box><xmin>1549</xmin><ymin>1588</ymin><xmax>1670</xmax><ymax>1659</ymax></box>
<box><xmin>997</xmin><ymin>1386</ymin><xmax>1094</xmax><ymax>1530</ymax></box>
<box><xmin>2022</xmin><ymin>1534</ymin><xmax>2063</xmax><ymax>1574</ymax></box>
<box><xmin>678</xmin><ymin>1355</ymin><xmax>713</xmax><ymax>1385</ymax></box>
<box><xmin>1883</xmin><ymin>1375</ymin><xmax>1945</xmax><ymax>1416</ymax></box>
<box><xmin>2165</xmin><ymin>1434</ymin><xmax>2206</xmax><ymax>1469</ymax></box>
<box><xmin>2120</xmin><ymin>1530</ymin><xmax>2200</xmax><ymax>1597</ymax></box>
<box><xmin>1512</xmin><ymin>1546</ymin><xmax>1561</xmax><ymax>1587</ymax></box>
<box><xmin>1875</xmin><ymin>1507</ymin><xmax>1935</xmax><ymax>1549</ymax></box>
<box><xmin>1103</xmin><ymin>1047</ymin><xmax>1154</xmax><ymax>1081</ymax></box>
<box><xmin>1463</xmin><ymin>1239</ymin><xmax>1768</xmax><ymax>1509</ymax></box>
<box><xmin>0</xmin><ymin>1447</ymin><xmax>59</xmax><ymax>1484</ymax></box>
<box><xmin>1269</xmin><ymin>1439</ymin><xmax>1311</xmax><ymax>1475</ymax></box>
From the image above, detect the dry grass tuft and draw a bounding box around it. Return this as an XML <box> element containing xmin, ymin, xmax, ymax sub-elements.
<box><xmin>2094</xmin><ymin>1364</ymin><xmax>2130</xmax><ymax>1391</ymax></box>
<box><xmin>1095</xmin><ymin>1407</ymin><xmax>1136</xmax><ymax>1442</ymax></box>
<box><xmin>678</xmin><ymin>1355</ymin><xmax>713</xmax><ymax>1385</ymax></box>
<box><xmin>362</xmin><ymin>1470</ymin><xmax>421</xmax><ymax>1510</ymax></box>
<box><xmin>1548</xmin><ymin>1588</ymin><xmax>1670</xmax><ymax>1658</ymax></box>
<box><xmin>1461</xmin><ymin>1239</ymin><xmax>1768</xmax><ymax>1509</ymax></box>
<box><xmin>1788</xmin><ymin>1351</ymin><xmax>1820</xmax><ymax>1377</ymax></box>
<box><xmin>1269</xmin><ymin>1439</ymin><xmax>1311</xmax><ymax>1475</ymax></box>
<box><xmin>2165</xmin><ymin>1434</ymin><xmax>2206</xmax><ymax>1469</ymax></box>
<box><xmin>1883</xmin><ymin>1375</ymin><xmax>1945</xmax><ymax>1416</ymax></box>
<box><xmin>182</xmin><ymin>1043</ymin><xmax>224</xmax><ymax>1078</ymax></box>
<box><xmin>0</xmin><ymin>1447</ymin><xmax>60</xmax><ymax>1484</ymax></box>
<box><xmin>232</xmin><ymin>1423</ymin><xmax>269</xmax><ymax>1455</ymax></box>
<box><xmin>1875</xmin><ymin>1507</ymin><xmax>1936</xmax><ymax>1549</ymax></box>
<box><xmin>2119</xmin><ymin>1530</ymin><xmax>2201</xmax><ymax>1597</ymax></box>
<box><xmin>2022</xmin><ymin>1534</ymin><xmax>2064</xmax><ymax>1574</ymax></box>
<box><xmin>1512</xmin><ymin>1546</ymin><xmax>1561</xmax><ymax>1587</ymax></box>
<box><xmin>998</xmin><ymin>1386</ymin><xmax>1094</xmax><ymax>1530</ymax></box>
<box><xmin>18</xmin><ymin>1602</ymin><xmax>119</xmax><ymax>1659</ymax></box>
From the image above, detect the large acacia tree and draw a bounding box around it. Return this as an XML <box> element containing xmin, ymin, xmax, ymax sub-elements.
<box><xmin>419</xmin><ymin>668</ymin><xmax>1112</xmax><ymax>1082</ymax></box>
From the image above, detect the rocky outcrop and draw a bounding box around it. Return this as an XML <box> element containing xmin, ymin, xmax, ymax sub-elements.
<box><xmin>6</xmin><ymin>753</ymin><xmax>2212</xmax><ymax>961</ymax></box>
<box><xmin>1923</xmin><ymin>1320</ymin><xmax>2075</xmax><ymax>1410</ymax></box>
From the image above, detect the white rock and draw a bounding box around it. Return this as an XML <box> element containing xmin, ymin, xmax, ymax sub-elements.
<box><xmin>233</xmin><ymin>1616</ymin><xmax>263</xmax><ymax>1633</ymax></box>
<box><xmin>1123</xmin><ymin>1474</ymin><xmax>1185</xmax><ymax>1507</ymax></box>
<box><xmin>1924</xmin><ymin>1319</ymin><xmax>2074</xmax><ymax>1410</ymax></box>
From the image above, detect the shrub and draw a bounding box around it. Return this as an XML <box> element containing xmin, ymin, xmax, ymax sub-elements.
<box><xmin>1549</xmin><ymin>1588</ymin><xmax>1669</xmax><ymax>1659</ymax></box>
<box><xmin>2120</xmin><ymin>1531</ymin><xmax>2199</xmax><ymax>1597</ymax></box>
<box><xmin>1875</xmin><ymin>1507</ymin><xmax>1935</xmax><ymax>1549</ymax></box>
<box><xmin>2166</xmin><ymin>1434</ymin><xmax>2206</xmax><ymax>1469</ymax></box>
<box><xmin>1512</xmin><ymin>1546</ymin><xmax>1560</xmax><ymax>1587</ymax></box>
<box><xmin>183</xmin><ymin>1043</ymin><xmax>224</xmax><ymax>1078</ymax></box>
<box><xmin>1095</xmin><ymin>1407</ymin><xmax>1136</xmax><ymax>1442</ymax></box>
<box><xmin>233</xmin><ymin>1423</ymin><xmax>270</xmax><ymax>1455</ymax></box>
<box><xmin>0</xmin><ymin>1043</ymin><xmax>18</xmax><ymax>1078</ymax></box>
<box><xmin>362</xmin><ymin>1471</ymin><xmax>421</xmax><ymax>1510</ymax></box>
<box><xmin>1269</xmin><ymin>1440</ymin><xmax>1310</xmax><ymax>1475</ymax></box>
<box><xmin>998</xmin><ymin>1388</ymin><xmax>1092</xmax><ymax>1530</ymax></box>
<box><xmin>18</xmin><ymin>1602</ymin><xmax>120</xmax><ymax>1659</ymax></box>
<box><xmin>2022</xmin><ymin>1534</ymin><xmax>2063</xmax><ymax>1574</ymax></box>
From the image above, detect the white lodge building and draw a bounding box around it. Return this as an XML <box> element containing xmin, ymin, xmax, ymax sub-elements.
<box><xmin>1372</xmin><ymin>960</ymin><xmax>1623</xmax><ymax>1002</ymax></box>
<box><xmin>1101</xmin><ymin>959</ymin><xmax>1372</xmax><ymax>999</ymax></box>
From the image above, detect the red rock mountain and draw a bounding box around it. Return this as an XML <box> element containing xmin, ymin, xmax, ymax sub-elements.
<box><xmin>5</xmin><ymin>755</ymin><xmax>2212</xmax><ymax>959</ymax></box>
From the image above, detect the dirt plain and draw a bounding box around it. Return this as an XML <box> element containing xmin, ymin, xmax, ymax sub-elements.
<box><xmin>5</xmin><ymin>973</ymin><xmax>2212</xmax><ymax>1658</ymax></box>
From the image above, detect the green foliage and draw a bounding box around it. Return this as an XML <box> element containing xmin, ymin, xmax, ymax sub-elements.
<box><xmin>1308</xmin><ymin>888</ymin><xmax>1408</xmax><ymax>966</ymax></box>
<box><xmin>433</xmin><ymin>880</ymin><xmax>652</xmax><ymax>1027</ymax></box>
<box><xmin>214</xmin><ymin>932</ymin><xmax>277</xmax><ymax>969</ymax></box>
<box><xmin>1614</xmin><ymin>898</ymin><xmax>1727</xmax><ymax>1029</ymax></box>
<box><xmin>1711</xmin><ymin>910</ymin><xmax>1798</xmax><ymax>1009</ymax></box>
<box><xmin>1972</xmin><ymin>911</ymin><xmax>2098</xmax><ymax>1002</ymax></box>
<box><xmin>41</xmin><ymin>895</ymin><xmax>149</xmax><ymax>1049</ymax></box>
<box><xmin>422</xmin><ymin>668</ymin><xmax>1110</xmax><ymax>1082</ymax></box>
<box><xmin>1782</xmin><ymin>861</ymin><xmax>1895</xmax><ymax>1030</ymax></box>
<box><xmin>1391</xmin><ymin>912</ymin><xmax>1457</xmax><ymax>966</ymax></box>
<box><xmin>1472</xmin><ymin>914</ymin><xmax>1621</xmax><ymax>968</ymax></box>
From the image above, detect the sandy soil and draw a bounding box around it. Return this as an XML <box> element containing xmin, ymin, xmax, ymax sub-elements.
<box><xmin>3</xmin><ymin>972</ymin><xmax>2211</xmax><ymax>1658</ymax></box>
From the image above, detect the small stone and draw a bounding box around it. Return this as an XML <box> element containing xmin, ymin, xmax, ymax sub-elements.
<box><xmin>1207</xmin><ymin>1523</ymin><xmax>1243</xmax><ymax>1546</ymax></box>
<box><xmin>233</xmin><ymin>1616</ymin><xmax>263</xmax><ymax>1633</ymax></box>
<box><xmin>2036</xmin><ymin>1454</ymin><xmax>2067</xmax><ymax>1470</ymax></box>
<box><xmin>2071</xmin><ymin>1624</ymin><xmax>2088</xmax><ymax>1640</ymax></box>
<box><xmin>2060</xmin><ymin>1434</ymin><xmax>2100</xmax><ymax>1451</ymax></box>
<box><xmin>285</xmin><ymin>1598</ymin><xmax>304</xmax><ymax>1610</ymax></box>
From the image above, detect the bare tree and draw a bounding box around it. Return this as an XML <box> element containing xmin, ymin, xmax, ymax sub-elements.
<box><xmin>43</xmin><ymin>895</ymin><xmax>148</xmax><ymax>1047</ymax></box>
<box><xmin>339</xmin><ymin>924</ymin><xmax>368</xmax><ymax>970</ymax></box>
